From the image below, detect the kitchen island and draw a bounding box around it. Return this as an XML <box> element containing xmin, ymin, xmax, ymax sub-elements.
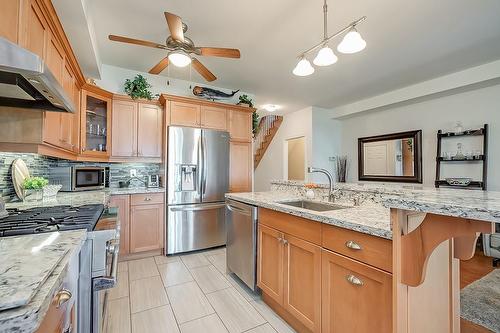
<box><xmin>228</xmin><ymin>182</ymin><xmax>499</xmax><ymax>333</ymax></box>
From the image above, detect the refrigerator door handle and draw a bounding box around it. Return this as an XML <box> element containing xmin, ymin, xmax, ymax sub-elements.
<box><xmin>197</xmin><ymin>134</ymin><xmax>203</xmax><ymax>197</ymax></box>
<box><xmin>202</xmin><ymin>135</ymin><xmax>208</xmax><ymax>195</ymax></box>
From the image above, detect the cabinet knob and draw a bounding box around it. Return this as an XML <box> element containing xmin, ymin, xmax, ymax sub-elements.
<box><xmin>144</xmin><ymin>197</ymin><xmax>152</xmax><ymax>201</ymax></box>
<box><xmin>54</xmin><ymin>289</ymin><xmax>72</xmax><ymax>308</ymax></box>
<box><xmin>346</xmin><ymin>274</ymin><xmax>364</xmax><ymax>286</ymax></box>
<box><xmin>345</xmin><ymin>240</ymin><xmax>362</xmax><ymax>250</ymax></box>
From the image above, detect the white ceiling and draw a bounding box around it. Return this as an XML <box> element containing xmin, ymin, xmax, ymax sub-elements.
<box><xmin>79</xmin><ymin>0</ymin><xmax>500</xmax><ymax>113</ymax></box>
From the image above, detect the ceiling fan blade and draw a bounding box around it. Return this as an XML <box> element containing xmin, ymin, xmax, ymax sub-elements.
<box><xmin>108</xmin><ymin>35</ymin><xmax>166</xmax><ymax>49</ymax></box>
<box><xmin>164</xmin><ymin>12</ymin><xmax>184</xmax><ymax>42</ymax></box>
<box><xmin>192</xmin><ymin>58</ymin><xmax>216</xmax><ymax>82</ymax></box>
<box><xmin>149</xmin><ymin>57</ymin><xmax>169</xmax><ymax>75</ymax></box>
<box><xmin>199</xmin><ymin>47</ymin><xmax>241</xmax><ymax>59</ymax></box>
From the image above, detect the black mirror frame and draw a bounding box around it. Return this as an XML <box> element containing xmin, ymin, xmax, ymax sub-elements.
<box><xmin>358</xmin><ymin>130</ymin><xmax>423</xmax><ymax>183</ymax></box>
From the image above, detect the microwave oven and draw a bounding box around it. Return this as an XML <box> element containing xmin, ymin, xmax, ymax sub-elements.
<box><xmin>49</xmin><ymin>166</ymin><xmax>108</xmax><ymax>191</ymax></box>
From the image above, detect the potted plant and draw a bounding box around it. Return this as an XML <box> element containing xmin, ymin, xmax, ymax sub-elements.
<box><xmin>124</xmin><ymin>74</ymin><xmax>159</xmax><ymax>100</ymax></box>
<box><xmin>237</xmin><ymin>94</ymin><xmax>253</xmax><ymax>107</ymax></box>
<box><xmin>252</xmin><ymin>111</ymin><xmax>260</xmax><ymax>136</ymax></box>
<box><xmin>22</xmin><ymin>176</ymin><xmax>48</xmax><ymax>202</ymax></box>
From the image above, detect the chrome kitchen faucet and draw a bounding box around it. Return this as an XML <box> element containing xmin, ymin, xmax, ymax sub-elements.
<box><xmin>307</xmin><ymin>167</ymin><xmax>338</xmax><ymax>202</ymax></box>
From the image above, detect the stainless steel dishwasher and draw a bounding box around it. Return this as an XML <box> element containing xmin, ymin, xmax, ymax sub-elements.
<box><xmin>225</xmin><ymin>199</ymin><xmax>258</xmax><ymax>291</ymax></box>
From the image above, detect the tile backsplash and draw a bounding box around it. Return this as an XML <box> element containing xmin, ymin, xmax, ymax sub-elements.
<box><xmin>0</xmin><ymin>152</ymin><xmax>161</xmax><ymax>201</ymax></box>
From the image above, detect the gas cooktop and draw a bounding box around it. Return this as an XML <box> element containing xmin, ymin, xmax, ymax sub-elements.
<box><xmin>0</xmin><ymin>204</ymin><xmax>104</xmax><ymax>237</ymax></box>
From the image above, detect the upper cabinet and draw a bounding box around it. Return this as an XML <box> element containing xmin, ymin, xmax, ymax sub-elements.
<box><xmin>201</xmin><ymin>106</ymin><xmax>227</xmax><ymax>130</ymax></box>
<box><xmin>170</xmin><ymin>101</ymin><xmax>201</xmax><ymax>127</ymax></box>
<box><xmin>111</xmin><ymin>100</ymin><xmax>137</xmax><ymax>157</ymax></box>
<box><xmin>137</xmin><ymin>103</ymin><xmax>163</xmax><ymax>158</ymax></box>
<box><xmin>80</xmin><ymin>86</ymin><xmax>112</xmax><ymax>160</ymax></box>
<box><xmin>111</xmin><ymin>96</ymin><xmax>163</xmax><ymax>161</ymax></box>
<box><xmin>229</xmin><ymin>109</ymin><xmax>252</xmax><ymax>142</ymax></box>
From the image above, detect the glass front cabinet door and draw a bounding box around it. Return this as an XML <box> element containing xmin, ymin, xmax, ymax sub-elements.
<box><xmin>80</xmin><ymin>86</ymin><xmax>112</xmax><ymax>159</ymax></box>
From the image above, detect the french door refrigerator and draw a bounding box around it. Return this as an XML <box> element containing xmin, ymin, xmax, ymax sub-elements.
<box><xmin>166</xmin><ymin>126</ymin><xmax>229</xmax><ymax>254</ymax></box>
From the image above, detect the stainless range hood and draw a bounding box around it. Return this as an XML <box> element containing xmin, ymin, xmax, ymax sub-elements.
<box><xmin>0</xmin><ymin>37</ymin><xmax>75</xmax><ymax>113</ymax></box>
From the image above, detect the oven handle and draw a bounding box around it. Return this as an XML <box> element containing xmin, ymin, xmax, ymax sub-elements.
<box><xmin>93</xmin><ymin>240</ymin><xmax>119</xmax><ymax>291</ymax></box>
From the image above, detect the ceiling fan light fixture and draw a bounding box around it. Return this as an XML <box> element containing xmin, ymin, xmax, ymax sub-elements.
<box><xmin>313</xmin><ymin>45</ymin><xmax>338</xmax><ymax>66</ymax></box>
<box><xmin>292</xmin><ymin>58</ymin><xmax>315</xmax><ymax>76</ymax></box>
<box><xmin>337</xmin><ymin>28</ymin><xmax>366</xmax><ymax>54</ymax></box>
<box><xmin>168</xmin><ymin>50</ymin><xmax>192</xmax><ymax>67</ymax></box>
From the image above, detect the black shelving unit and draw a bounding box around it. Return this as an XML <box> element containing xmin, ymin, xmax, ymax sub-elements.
<box><xmin>435</xmin><ymin>124</ymin><xmax>488</xmax><ymax>190</ymax></box>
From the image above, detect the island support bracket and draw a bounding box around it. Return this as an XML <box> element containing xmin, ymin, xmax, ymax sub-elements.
<box><xmin>398</xmin><ymin>211</ymin><xmax>494</xmax><ymax>287</ymax></box>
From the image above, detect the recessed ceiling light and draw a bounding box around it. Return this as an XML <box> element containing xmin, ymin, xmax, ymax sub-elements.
<box><xmin>262</xmin><ymin>104</ymin><xmax>280</xmax><ymax>112</ymax></box>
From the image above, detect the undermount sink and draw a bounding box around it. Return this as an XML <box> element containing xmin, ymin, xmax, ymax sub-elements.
<box><xmin>277</xmin><ymin>200</ymin><xmax>350</xmax><ymax>212</ymax></box>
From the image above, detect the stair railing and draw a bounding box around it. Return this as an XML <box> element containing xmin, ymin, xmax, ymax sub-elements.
<box><xmin>253</xmin><ymin>115</ymin><xmax>280</xmax><ymax>154</ymax></box>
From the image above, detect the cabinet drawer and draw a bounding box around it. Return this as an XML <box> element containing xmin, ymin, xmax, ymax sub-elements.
<box><xmin>322</xmin><ymin>224</ymin><xmax>392</xmax><ymax>272</ymax></box>
<box><xmin>130</xmin><ymin>193</ymin><xmax>164</xmax><ymax>206</ymax></box>
<box><xmin>259</xmin><ymin>208</ymin><xmax>322</xmax><ymax>245</ymax></box>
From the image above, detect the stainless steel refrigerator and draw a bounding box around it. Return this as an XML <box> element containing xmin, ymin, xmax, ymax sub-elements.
<box><xmin>166</xmin><ymin>126</ymin><xmax>229</xmax><ymax>254</ymax></box>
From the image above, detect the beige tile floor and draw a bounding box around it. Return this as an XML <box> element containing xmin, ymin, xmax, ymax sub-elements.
<box><xmin>106</xmin><ymin>247</ymin><xmax>297</xmax><ymax>333</ymax></box>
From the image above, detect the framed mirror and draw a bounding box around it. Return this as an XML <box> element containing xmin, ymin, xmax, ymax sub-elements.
<box><xmin>358</xmin><ymin>130</ymin><xmax>422</xmax><ymax>183</ymax></box>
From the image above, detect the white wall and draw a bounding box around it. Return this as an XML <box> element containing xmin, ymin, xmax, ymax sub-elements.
<box><xmin>96</xmin><ymin>64</ymin><xmax>255</xmax><ymax>104</ymax></box>
<box><xmin>254</xmin><ymin>107</ymin><xmax>342</xmax><ymax>191</ymax></box>
<box><xmin>339</xmin><ymin>83</ymin><xmax>500</xmax><ymax>190</ymax></box>
<box><xmin>254</xmin><ymin>107</ymin><xmax>312</xmax><ymax>191</ymax></box>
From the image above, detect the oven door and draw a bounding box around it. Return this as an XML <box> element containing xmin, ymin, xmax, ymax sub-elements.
<box><xmin>92</xmin><ymin>239</ymin><xmax>119</xmax><ymax>333</ymax></box>
<box><xmin>73</xmin><ymin>167</ymin><xmax>106</xmax><ymax>191</ymax></box>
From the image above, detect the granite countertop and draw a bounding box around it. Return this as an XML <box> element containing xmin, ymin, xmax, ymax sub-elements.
<box><xmin>109</xmin><ymin>187</ymin><xmax>166</xmax><ymax>195</ymax></box>
<box><xmin>4</xmin><ymin>187</ymin><xmax>165</xmax><ymax>210</ymax></box>
<box><xmin>383</xmin><ymin>190</ymin><xmax>500</xmax><ymax>223</ymax></box>
<box><xmin>0</xmin><ymin>230</ymin><xmax>87</xmax><ymax>333</ymax></box>
<box><xmin>226</xmin><ymin>191</ymin><xmax>392</xmax><ymax>239</ymax></box>
<box><xmin>5</xmin><ymin>190</ymin><xmax>110</xmax><ymax>210</ymax></box>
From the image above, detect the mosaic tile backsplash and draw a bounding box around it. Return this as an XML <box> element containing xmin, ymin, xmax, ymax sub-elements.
<box><xmin>0</xmin><ymin>152</ymin><xmax>161</xmax><ymax>201</ymax></box>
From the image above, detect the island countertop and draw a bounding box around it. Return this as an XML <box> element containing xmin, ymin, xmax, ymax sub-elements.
<box><xmin>0</xmin><ymin>230</ymin><xmax>87</xmax><ymax>333</ymax></box>
<box><xmin>382</xmin><ymin>189</ymin><xmax>500</xmax><ymax>223</ymax></box>
<box><xmin>226</xmin><ymin>191</ymin><xmax>392</xmax><ymax>239</ymax></box>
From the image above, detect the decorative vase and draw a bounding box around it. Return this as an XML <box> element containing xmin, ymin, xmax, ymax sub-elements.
<box><xmin>23</xmin><ymin>189</ymin><xmax>43</xmax><ymax>202</ymax></box>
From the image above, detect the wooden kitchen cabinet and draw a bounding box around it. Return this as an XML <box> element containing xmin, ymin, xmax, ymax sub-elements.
<box><xmin>201</xmin><ymin>105</ymin><xmax>227</xmax><ymax>130</ymax></box>
<box><xmin>258</xmin><ymin>224</ymin><xmax>285</xmax><ymax>304</ymax></box>
<box><xmin>22</xmin><ymin>0</ymin><xmax>49</xmax><ymax>59</ymax></box>
<box><xmin>284</xmin><ymin>234</ymin><xmax>322</xmax><ymax>333</ymax></box>
<box><xmin>80</xmin><ymin>86</ymin><xmax>112</xmax><ymax>160</ymax></box>
<box><xmin>321</xmin><ymin>249</ymin><xmax>392</xmax><ymax>333</ymax></box>
<box><xmin>130</xmin><ymin>201</ymin><xmax>164</xmax><ymax>253</ymax></box>
<box><xmin>0</xmin><ymin>0</ymin><xmax>22</xmax><ymax>44</ymax></box>
<box><xmin>111</xmin><ymin>100</ymin><xmax>138</xmax><ymax>157</ymax></box>
<box><xmin>109</xmin><ymin>195</ymin><xmax>130</xmax><ymax>255</ymax></box>
<box><xmin>257</xmin><ymin>222</ymin><xmax>322</xmax><ymax>333</ymax></box>
<box><xmin>229</xmin><ymin>109</ymin><xmax>252</xmax><ymax>142</ymax></box>
<box><xmin>229</xmin><ymin>141</ymin><xmax>252</xmax><ymax>192</ymax></box>
<box><xmin>111</xmin><ymin>193</ymin><xmax>164</xmax><ymax>256</ymax></box>
<box><xmin>170</xmin><ymin>101</ymin><xmax>201</xmax><ymax>127</ymax></box>
<box><xmin>138</xmin><ymin>103</ymin><xmax>163</xmax><ymax>158</ymax></box>
<box><xmin>111</xmin><ymin>97</ymin><xmax>163</xmax><ymax>160</ymax></box>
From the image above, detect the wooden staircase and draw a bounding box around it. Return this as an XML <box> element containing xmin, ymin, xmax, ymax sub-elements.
<box><xmin>254</xmin><ymin>115</ymin><xmax>283</xmax><ymax>169</ymax></box>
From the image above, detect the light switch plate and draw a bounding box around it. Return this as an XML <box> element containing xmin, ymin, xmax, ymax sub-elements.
<box><xmin>129</xmin><ymin>169</ymin><xmax>137</xmax><ymax>177</ymax></box>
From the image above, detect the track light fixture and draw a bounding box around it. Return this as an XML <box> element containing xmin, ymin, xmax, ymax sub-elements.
<box><xmin>293</xmin><ymin>0</ymin><xmax>366</xmax><ymax>77</ymax></box>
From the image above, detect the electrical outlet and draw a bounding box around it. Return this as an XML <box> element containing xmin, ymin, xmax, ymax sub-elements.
<box><xmin>129</xmin><ymin>169</ymin><xmax>137</xmax><ymax>177</ymax></box>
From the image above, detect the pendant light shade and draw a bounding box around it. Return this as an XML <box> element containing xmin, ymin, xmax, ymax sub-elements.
<box><xmin>337</xmin><ymin>28</ymin><xmax>366</xmax><ymax>54</ymax></box>
<box><xmin>168</xmin><ymin>50</ymin><xmax>192</xmax><ymax>67</ymax></box>
<box><xmin>292</xmin><ymin>58</ymin><xmax>315</xmax><ymax>76</ymax></box>
<box><xmin>313</xmin><ymin>46</ymin><xmax>338</xmax><ymax>66</ymax></box>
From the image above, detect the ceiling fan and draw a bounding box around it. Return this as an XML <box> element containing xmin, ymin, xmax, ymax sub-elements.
<box><xmin>108</xmin><ymin>12</ymin><xmax>240</xmax><ymax>82</ymax></box>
